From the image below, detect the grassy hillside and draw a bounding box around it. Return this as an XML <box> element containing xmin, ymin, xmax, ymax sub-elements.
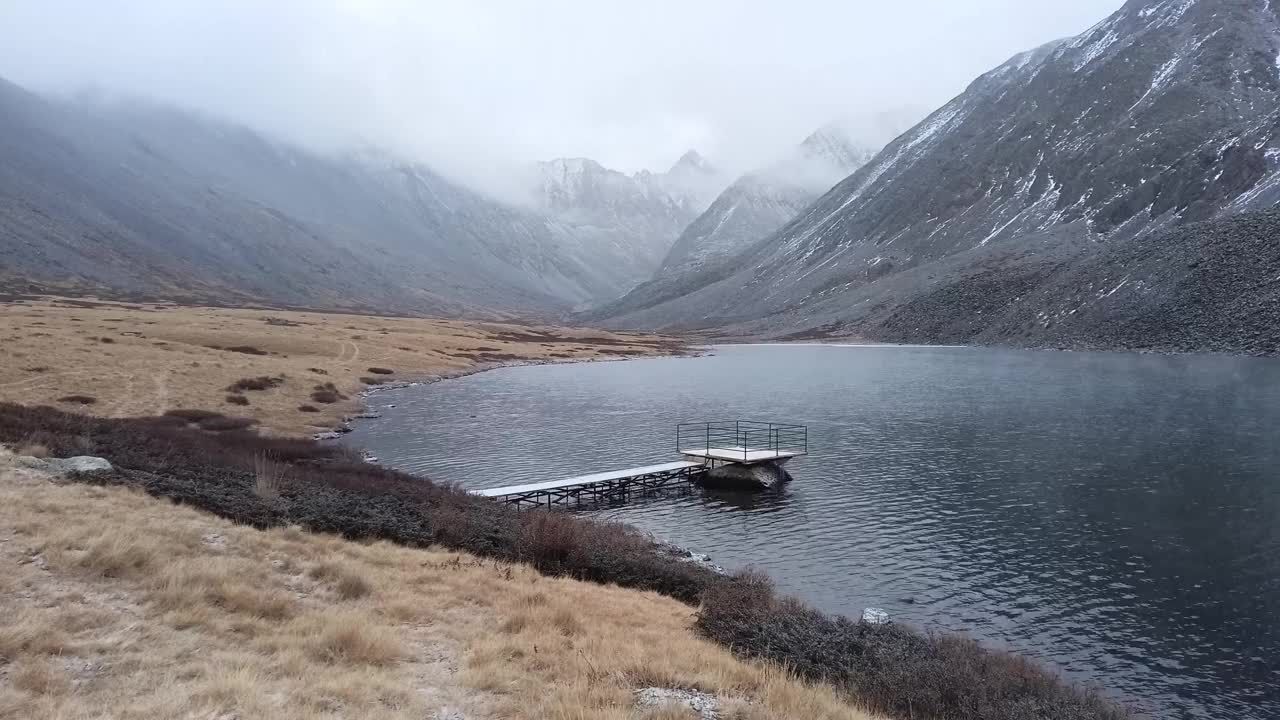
<box><xmin>0</xmin><ymin>446</ymin><xmax>873</xmax><ymax>719</ymax></box>
<box><xmin>0</xmin><ymin>296</ymin><xmax>683</xmax><ymax>436</ymax></box>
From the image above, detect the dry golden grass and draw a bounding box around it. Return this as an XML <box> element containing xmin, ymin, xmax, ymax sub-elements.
<box><xmin>0</xmin><ymin>447</ymin><xmax>879</xmax><ymax>720</ymax></box>
<box><xmin>0</xmin><ymin>296</ymin><xmax>681</xmax><ymax>436</ymax></box>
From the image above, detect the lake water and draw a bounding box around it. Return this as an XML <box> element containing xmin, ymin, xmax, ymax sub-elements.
<box><xmin>346</xmin><ymin>345</ymin><xmax>1280</xmax><ymax>719</ymax></box>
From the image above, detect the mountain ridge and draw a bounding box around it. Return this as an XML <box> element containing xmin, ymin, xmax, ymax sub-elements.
<box><xmin>0</xmin><ymin>79</ymin><xmax>680</xmax><ymax>316</ymax></box>
<box><xmin>593</xmin><ymin>0</ymin><xmax>1280</xmax><ymax>356</ymax></box>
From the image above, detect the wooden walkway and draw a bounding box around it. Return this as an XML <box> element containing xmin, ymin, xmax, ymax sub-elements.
<box><xmin>474</xmin><ymin>461</ymin><xmax>705</xmax><ymax>508</ymax></box>
<box><xmin>472</xmin><ymin>420</ymin><xmax>807</xmax><ymax>508</ymax></box>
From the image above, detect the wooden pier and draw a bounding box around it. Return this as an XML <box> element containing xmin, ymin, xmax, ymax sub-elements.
<box><xmin>473</xmin><ymin>460</ymin><xmax>705</xmax><ymax>508</ymax></box>
<box><xmin>474</xmin><ymin>421</ymin><xmax>807</xmax><ymax>508</ymax></box>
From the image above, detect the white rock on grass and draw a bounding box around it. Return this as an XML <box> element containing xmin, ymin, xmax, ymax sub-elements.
<box><xmin>861</xmin><ymin>607</ymin><xmax>891</xmax><ymax>625</ymax></box>
<box><xmin>634</xmin><ymin>687</ymin><xmax>721</xmax><ymax>719</ymax></box>
<box><xmin>55</xmin><ymin>456</ymin><xmax>113</xmax><ymax>473</ymax></box>
<box><xmin>15</xmin><ymin>455</ymin><xmax>113</xmax><ymax>474</ymax></box>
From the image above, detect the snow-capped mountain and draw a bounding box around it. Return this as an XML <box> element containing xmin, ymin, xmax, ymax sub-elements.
<box><xmin>595</xmin><ymin>0</ymin><xmax>1280</xmax><ymax>354</ymax></box>
<box><xmin>0</xmin><ymin>77</ymin><xmax>669</xmax><ymax>315</ymax></box>
<box><xmin>660</xmin><ymin>124</ymin><xmax>882</xmax><ymax>273</ymax></box>
<box><xmin>527</xmin><ymin>151</ymin><xmax>730</xmax><ymax>288</ymax></box>
<box><xmin>588</xmin><ymin>121</ymin><xmax>892</xmax><ymax>321</ymax></box>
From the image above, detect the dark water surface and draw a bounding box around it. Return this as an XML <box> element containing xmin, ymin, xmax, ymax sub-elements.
<box><xmin>347</xmin><ymin>345</ymin><xmax>1280</xmax><ymax>719</ymax></box>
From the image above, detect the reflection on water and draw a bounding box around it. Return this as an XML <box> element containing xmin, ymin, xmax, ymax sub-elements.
<box><xmin>346</xmin><ymin>345</ymin><xmax>1280</xmax><ymax>719</ymax></box>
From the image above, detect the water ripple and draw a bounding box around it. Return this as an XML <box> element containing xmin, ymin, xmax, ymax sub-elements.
<box><xmin>347</xmin><ymin>345</ymin><xmax>1280</xmax><ymax>720</ymax></box>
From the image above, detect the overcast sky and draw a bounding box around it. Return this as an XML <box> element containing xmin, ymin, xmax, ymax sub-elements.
<box><xmin>0</xmin><ymin>0</ymin><xmax>1121</xmax><ymax>185</ymax></box>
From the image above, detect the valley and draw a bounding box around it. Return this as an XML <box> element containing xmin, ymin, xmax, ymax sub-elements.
<box><xmin>0</xmin><ymin>296</ymin><xmax>683</xmax><ymax>437</ymax></box>
<box><xmin>2</xmin><ymin>1</ymin><xmax>1279</xmax><ymax>718</ymax></box>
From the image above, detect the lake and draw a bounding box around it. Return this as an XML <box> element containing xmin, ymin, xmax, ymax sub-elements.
<box><xmin>345</xmin><ymin>345</ymin><xmax>1280</xmax><ymax>719</ymax></box>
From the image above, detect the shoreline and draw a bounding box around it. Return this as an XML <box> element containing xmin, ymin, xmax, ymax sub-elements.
<box><xmin>712</xmin><ymin>334</ymin><xmax>1280</xmax><ymax>359</ymax></box>
<box><xmin>320</xmin><ymin>348</ymin><xmax>711</xmax><ymax>441</ymax></box>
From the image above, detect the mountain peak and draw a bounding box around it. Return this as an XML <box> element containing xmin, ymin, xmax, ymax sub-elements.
<box><xmin>540</xmin><ymin>157</ymin><xmax>609</xmax><ymax>176</ymax></box>
<box><xmin>670</xmin><ymin>149</ymin><xmax>715</xmax><ymax>176</ymax></box>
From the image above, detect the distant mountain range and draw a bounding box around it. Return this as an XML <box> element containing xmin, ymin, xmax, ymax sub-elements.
<box><xmin>592</xmin><ymin>0</ymin><xmax>1280</xmax><ymax>356</ymax></box>
<box><xmin>0</xmin><ymin>78</ymin><xmax>727</xmax><ymax>316</ymax></box>
<box><xmin>6</xmin><ymin>0</ymin><xmax>1280</xmax><ymax>356</ymax></box>
<box><xmin>522</xmin><ymin>151</ymin><xmax>730</xmax><ymax>286</ymax></box>
<box><xmin>590</xmin><ymin>121</ymin><xmax>892</xmax><ymax>321</ymax></box>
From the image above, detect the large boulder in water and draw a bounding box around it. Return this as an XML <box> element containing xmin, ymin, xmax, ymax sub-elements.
<box><xmin>697</xmin><ymin>461</ymin><xmax>792</xmax><ymax>491</ymax></box>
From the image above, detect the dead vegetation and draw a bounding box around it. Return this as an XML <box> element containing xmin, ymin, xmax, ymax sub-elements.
<box><xmin>57</xmin><ymin>395</ymin><xmax>96</xmax><ymax>405</ymax></box>
<box><xmin>224</xmin><ymin>345</ymin><xmax>269</xmax><ymax>355</ymax></box>
<box><xmin>0</xmin><ymin>403</ymin><xmax>1133</xmax><ymax>720</ymax></box>
<box><xmin>698</xmin><ymin>573</ymin><xmax>1133</xmax><ymax>720</ymax></box>
<box><xmin>226</xmin><ymin>375</ymin><xmax>285</xmax><ymax>393</ymax></box>
<box><xmin>0</xmin><ymin>296</ymin><xmax>685</xmax><ymax>436</ymax></box>
<box><xmin>0</xmin><ymin>447</ymin><xmax>878</xmax><ymax>720</ymax></box>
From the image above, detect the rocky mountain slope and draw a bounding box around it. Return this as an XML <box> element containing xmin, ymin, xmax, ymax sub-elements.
<box><xmin>597</xmin><ymin>0</ymin><xmax>1280</xmax><ymax>354</ymax></box>
<box><xmin>589</xmin><ymin>124</ymin><xmax>882</xmax><ymax>319</ymax></box>
<box><xmin>527</xmin><ymin>151</ymin><xmax>728</xmax><ymax>286</ymax></box>
<box><xmin>660</xmin><ymin>126</ymin><xmax>879</xmax><ymax>273</ymax></box>
<box><xmin>0</xmin><ymin>78</ymin><xmax>658</xmax><ymax>315</ymax></box>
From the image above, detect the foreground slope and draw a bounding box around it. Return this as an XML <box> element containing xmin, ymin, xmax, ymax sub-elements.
<box><xmin>0</xmin><ymin>447</ymin><xmax>876</xmax><ymax>719</ymax></box>
<box><xmin>599</xmin><ymin>0</ymin><xmax>1280</xmax><ymax>353</ymax></box>
<box><xmin>0</xmin><ymin>79</ymin><xmax>660</xmax><ymax>315</ymax></box>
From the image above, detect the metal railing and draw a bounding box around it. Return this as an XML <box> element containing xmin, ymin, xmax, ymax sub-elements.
<box><xmin>676</xmin><ymin>421</ymin><xmax>808</xmax><ymax>461</ymax></box>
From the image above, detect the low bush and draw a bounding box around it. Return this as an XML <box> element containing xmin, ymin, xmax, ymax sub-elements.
<box><xmin>308</xmin><ymin>368</ymin><xmax>329</xmax><ymax>375</ymax></box>
<box><xmin>0</xmin><ymin>402</ymin><xmax>713</xmax><ymax>604</ymax></box>
<box><xmin>225</xmin><ymin>376</ymin><xmax>284</xmax><ymax>393</ymax></box>
<box><xmin>366</xmin><ymin>367</ymin><xmax>394</xmax><ymax>375</ymax></box>
<box><xmin>0</xmin><ymin>402</ymin><xmax>1132</xmax><ymax>720</ymax></box>
<box><xmin>253</xmin><ymin>453</ymin><xmax>287</xmax><ymax>500</ymax></box>
<box><xmin>58</xmin><ymin>395</ymin><xmax>97</xmax><ymax>405</ymax></box>
<box><xmin>225</xmin><ymin>395</ymin><xmax>250</xmax><ymax>406</ymax></box>
<box><xmin>360</xmin><ymin>377</ymin><xmax>389</xmax><ymax>386</ymax></box>
<box><xmin>224</xmin><ymin>345</ymin><xmax>268</xmax><ymax>355</ymax></box>
<box><xmin>310</xmin><ymin>382</ymin><xmax>345</xmax><ymax>404</ymax></box>
<box><xmin>298</xmin><ymin>405</ymin><xmax>320</xmax><ymax>413</ymax></box>
<box><xmin>697</xmin><ymin>573</ymin><xmax>1132</xmax><ymax>720</ymax></box>
<box><xmin>98</xmin><ymin>337</ymin><xmax>115</xmax><ymax>344</ymax></box>
<box><xmin>164</xmin><ymin>409</ymin><xmax>222</xmax><ymax>422</ymax></box>
<box><xmin>198</xmin><ymin>416</ymin><xmax>257</xmax><ymax>432</ymax></box>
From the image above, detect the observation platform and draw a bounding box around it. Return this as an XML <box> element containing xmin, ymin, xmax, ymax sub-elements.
<box><xmin>474</xmin><ymin>421</ymin><xmax>807</xmax><ymax>508</ymax></box>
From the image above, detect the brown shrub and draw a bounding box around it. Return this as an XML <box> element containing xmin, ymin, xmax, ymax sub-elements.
<box><xmin>297</xmin><ymin>405</ymin><xmax>320</xmax><ymax>413</ymax></box>
<box><xmin>225</xmin><ymin>395</ymin><xmax>250</xmax><ymax>406</ymax></box>
<box><xmin>58</xmin><ymin>395</ymin><xmax>97</xmax><ymax>405</ymax></box>
<box><xmin>697</xmin><ymin>572</ymin><xmax>1133</xmax><ymax>720</ymax></box>
<box><xmin>165</xmin><ymin>409</ymin><xmax>223</xmax><ymax>423</ymax></box>
<box><xmin>366</xmin><ymin>367</ymin><xmax>394</xmax><ymax>375</ymax></box>
<box><xmin>307</xmin><ymin>367</ymin><xmax>329</xmax><ymax>375</ymax></box>
<box><xmin>253</xmin><ymin>453</ymin><xmax>288</xmax><ymax>500</ymax></box>
<box><xmin>198</xmin><ymin>416</ymin><xmax>257</xmax><ymax>432</ymax></box>
<box><xmin>309</xmin><ymin>613</ymin><xmax>403</xmax><ymax>666</ymax></box>
<box><xmin>225</xmin><ymin>376</ymin><xmax>284</xmax><ymax>393</ymax></box>
<box><xmin>520</xmin><ymin>512</ymin><xmax>585</xmax><ymax>568</ymax></box>
<box><xmin>360</xmin><ymin>377</ymin><xmax>389</xmax><ymax>386</ymax></box>
<box><xmin>308</xmin><ymin>561</ymin><xmax>372</xmax><ymax>600</ymax></box>
<box><xmin>98</xmin><ymin>337</ymin><xmax>115</xmax><ymax>344</ymax></box>
<box><xmin>22</xmin><ymin>366</ymin><xmax>50</xmax><ymax>373</ymax></box>
<box><xmin>223</xmin><ymin>345</ymin><xmax>268</xmax><ymax>355</ymax></box>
